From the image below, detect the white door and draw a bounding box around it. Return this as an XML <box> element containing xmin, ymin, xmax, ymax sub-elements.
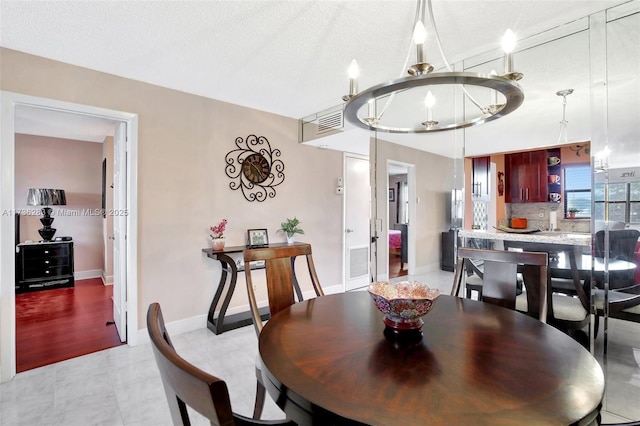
<box><xmin>113</xmin><ymin>122</ymin><xmax>127</xmax><ymax>342</ymax></box>
<box><xmin>344</xmin><ymin>155</ymin><xmax>371</xmax><ymax>291</ymax></box>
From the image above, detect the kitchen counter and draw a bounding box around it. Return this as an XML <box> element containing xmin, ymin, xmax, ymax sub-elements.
<box><xmin>459</xmin><ymin>229</ymin><xmax>591</xmax><ymax>247</ymax></box>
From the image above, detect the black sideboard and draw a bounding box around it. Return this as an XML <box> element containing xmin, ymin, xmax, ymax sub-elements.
<box><xmin>16</xmin><ymin>241</ymin><xmax>75</xmax><ymax>293</ymax></box>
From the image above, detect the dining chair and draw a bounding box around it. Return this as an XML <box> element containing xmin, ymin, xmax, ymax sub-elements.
<box><xmin>502</xmin><ymin>240</ymin><xmax>591</xmax><ymax>338</ymax></box>
<box><xmin>452</xmin><ymin>247</ymin><xmax>549</xmax><ymax>322</ymax></box>
<box><xmin>595</xmin><ymin>229</ymin><xmax>640</xmax><ymax>290</ymax></box>
<box><xmin>593</xmin><ymin>288</ymin><xmax>640</xmax><ymax>323</ymax></box>
<box><xmin>146</xmin><ymin>303</ymin><xmax>296</xmax><ymax>426</ymax></box>
<box><xmin>244</xmin><ymin>243</ymin><xmax>325</xmax><ymax>419</ymax></box>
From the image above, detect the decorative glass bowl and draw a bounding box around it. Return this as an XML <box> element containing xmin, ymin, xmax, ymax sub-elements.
<box><xmin>368</xmin><ymin>281</ymin><xmax>440</xmax><ymax>335</ymax></box>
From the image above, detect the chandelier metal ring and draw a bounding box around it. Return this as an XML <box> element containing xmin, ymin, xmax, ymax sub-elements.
<box><xmin>343</xmin><ymin>71</ymin><xmax>524</xmax><ymax>134</ymax></box>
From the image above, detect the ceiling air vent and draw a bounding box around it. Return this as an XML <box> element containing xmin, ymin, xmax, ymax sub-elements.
<box><xmin>317</xmin><ymin>110</ymin><xmax>344</xmax><ymax>135</ymax></box>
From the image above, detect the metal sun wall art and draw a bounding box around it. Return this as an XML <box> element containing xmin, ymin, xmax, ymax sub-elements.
<box><xmin>225</xmin><ymin>135</ymin><xmax>285</xmax><ymax>202</ymax></box>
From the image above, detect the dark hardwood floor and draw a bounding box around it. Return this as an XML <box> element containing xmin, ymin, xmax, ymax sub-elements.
<box><xmin>389</xmin><ymin>252</ymin><xmax>408</xmax><ymax>279</ymax></box>
<box><xmin>16</xmin><ymin>278</ymin><xmax>124</xmax><ymax>372</ymax></box>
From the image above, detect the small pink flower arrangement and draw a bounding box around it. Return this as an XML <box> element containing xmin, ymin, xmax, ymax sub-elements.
<box><xmin>210</xmin><ymin>219</ymin><xmax>228</xmax><ymax>239</ymax></box>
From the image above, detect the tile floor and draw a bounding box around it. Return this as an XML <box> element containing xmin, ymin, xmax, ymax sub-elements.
<box><xmin>1</xmin><ymin>269</ymin><xmax>638</xmax><ymax>425</ymax></box>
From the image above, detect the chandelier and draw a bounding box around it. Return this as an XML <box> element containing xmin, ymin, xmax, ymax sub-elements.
<box><xmin>342</xmin><ymin>0</ymin><xmax>525</xmax><ymax>134</ymax></box>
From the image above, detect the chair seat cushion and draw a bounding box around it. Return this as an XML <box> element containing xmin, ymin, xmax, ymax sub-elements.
<box><xmin>623</xmin><ymin>304</ymin><xmax>640</xmax><ymax>314</ymax></box>
<box><xmin>594</xmin><ymin>290</ymin><xmax>640</xmax><ymax>314</ymax></box>
<box><xmin>552</xmin><ymin>294</ymin><xmax>588</xmax><ymax>321</ymax></box>
<box><xmin>516</xmin><ymin>293</ymin><xmax>588</xmax><ymax>321</ymax></box>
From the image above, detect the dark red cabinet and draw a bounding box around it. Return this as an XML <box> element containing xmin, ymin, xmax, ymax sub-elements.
<box><xmin>472</xmin><ymin>156</ymin><xmax>490</xmax><ymax>198</ymax></box>
<box><xmin>505</xmin><ymin>150</ymin><xmax>548</xmax><ymax>203</ymax></box>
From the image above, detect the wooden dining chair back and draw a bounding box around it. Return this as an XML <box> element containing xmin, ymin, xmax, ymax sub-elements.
<box><xmin>244</xmin><ymin>243</ymin><xmax>324</xmax><ymax>419</ymax></box>
<box><xmin>452</xmin><ymin>247</ymin><xmax>549</xmax><ymax>322</ymax></box>
<box><xmin>595</xmin><ymin>229</ymin><xmax>640</xmax><ymax>289</ymax></box>
<box><xmin>146</xmin><ymin>303</ymin><xmax>295</xmax><ymax>426</ymax></box>
<box><xmin>244</xmin><ymin>243</ymin><xmax>324</xmax><ymax>336</ymax></box>
<box><xmin>502</xmin><ymin>240</ymin><xmax>592</xmax><ymax>336</ymax></box>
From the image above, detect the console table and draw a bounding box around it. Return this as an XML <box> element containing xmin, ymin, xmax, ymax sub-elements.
<box><xmin>202</xmin><ymin>242</ymin><xmax>305</xmax><ymax>334</ymax></box>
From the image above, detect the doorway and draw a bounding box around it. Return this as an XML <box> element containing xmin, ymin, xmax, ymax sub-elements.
<box><xmin>0</xmin><ymin>91</ymin><xmax>139</xmax><ymax>382</ymax></box>
<box><xmin>388</xmin><ymin>163</ymin><xmax>410</xmax><ymax>279</ymax></box>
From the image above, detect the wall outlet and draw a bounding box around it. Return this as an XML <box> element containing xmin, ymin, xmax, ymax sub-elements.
<box><xmin>538</xmin><ymin>209</ymin><xmax>545</xmax><ymax>218</ymax></box>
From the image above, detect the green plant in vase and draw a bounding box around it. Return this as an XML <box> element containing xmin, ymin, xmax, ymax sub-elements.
<box><xmin>279</xmin><ymin>217</ymin><xmax>304</xmax><ymax>244</ymax></box>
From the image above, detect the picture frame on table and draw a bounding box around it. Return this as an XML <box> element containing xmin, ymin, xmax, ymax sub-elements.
<box><xmin>247</xmin><ymin>228</ymin><xmax>269</xmax><ymax>248</ymax></box>
<box><xmin>389</xmin><ymin>188</ymin><xmax>395</xmax><ymax>202</ymax></box>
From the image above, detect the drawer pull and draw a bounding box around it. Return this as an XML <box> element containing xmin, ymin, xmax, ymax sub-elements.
<box><xmin>44</xmin><ymin>250</ymin><xmax>49</xmax><ymax>254</ymax></box>
<box><xmin>44</xmin><ymin>260</ymin><xmax>50</xmax><ymax>264</ymax></box>
<box><xmin>45</xmin><ymin>270</ymin><xmax>50</xmax><ymax>274</ymax></box>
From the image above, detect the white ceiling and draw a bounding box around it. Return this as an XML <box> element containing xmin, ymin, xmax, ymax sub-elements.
<box><xmin>0</xmin><ymin>0</ymin><xmax>631</xmax><ymax>149</ymax></box>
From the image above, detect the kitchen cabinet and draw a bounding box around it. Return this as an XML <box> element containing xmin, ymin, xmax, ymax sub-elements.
<box><xmin>472</xmin><ymin>156</ymin><xmax>490</xmax><ymax>198</ymax></box>
<box><xmin>505</xmin><ymin>150</ymin><xmax>548</xmax><ymax>203</ymax></box>
<box><xmin>16</xmin><ymin>241</ymin><xmax>74</xmax><ymax>293</ymax></box>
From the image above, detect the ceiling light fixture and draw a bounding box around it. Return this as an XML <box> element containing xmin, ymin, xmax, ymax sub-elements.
<box><xmin>555</xmin><ymin>89</ymin><xmax>573</xmax><ymax>145</ymax></box>
<box><xmin>342</xmin><ymin>0</ymin><xmax>525</xmax><ymax>134</ymax></box>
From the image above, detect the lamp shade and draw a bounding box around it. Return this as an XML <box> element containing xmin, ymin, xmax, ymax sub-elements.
<box><xmin>27</xmin><ymin>188</ymin><xmax>67</xmax><ymax>206</ymax></box>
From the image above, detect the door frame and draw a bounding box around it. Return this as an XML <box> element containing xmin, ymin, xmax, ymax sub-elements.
<box><xmin>0</xmin><ymin>91</ymin><xmax>139</xmax><ymax>382</ymax></box>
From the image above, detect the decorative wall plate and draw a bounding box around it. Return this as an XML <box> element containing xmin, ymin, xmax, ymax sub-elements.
<box><xmin>225</xmin><ymin>135</ymin><xmax>285</xmax><ymax>202</ymax></box>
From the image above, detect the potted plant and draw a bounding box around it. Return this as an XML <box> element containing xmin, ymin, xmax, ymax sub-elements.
<box><xmin>567</xmin><ymin>208</ymin><xmax>581</xmax><ymax>219</ymax></box>
<box><xmin>210</xmin><ymin>219</ymin><xmax>228</xmax><ymax>251</ymax></box>
<box><xmin>279</xmin><ymin>217</ymin><xmax>304</xmax><ymax>244</ymax></box>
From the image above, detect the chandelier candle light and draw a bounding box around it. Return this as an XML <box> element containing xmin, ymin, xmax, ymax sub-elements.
<box><xmin>342</xmin><ymin>0</ymin><xmax>525</xmax><ymax>133</ymax></box>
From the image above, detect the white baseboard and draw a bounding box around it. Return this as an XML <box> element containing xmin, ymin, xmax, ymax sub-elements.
<box><xmin>101</xmin><ymin>272</ymin><xmax>114</xmax><ymax>286</ymax></box>
<box><xmin>321</xmin><ymin>284</ymin><xmax>344</xmax><ymax>295</ymax></box>
<box><xmin>75</xmin><ymin>269</ymin><xmax>102</xmax><ymax>280</ymax></box>
<box><xmin>135</xmin><ymin>284</ymin><xmax>347</xmax><ymax>345</ymax></box>
<box><xmin>413</xmin><ymin>263</ymin><xmax>442</xmax><ymax>276</ymax></box>
<box><xmin>136</xmin><ymin>313</ymin><xmax>208</xmax><ymax>345</ymax></box>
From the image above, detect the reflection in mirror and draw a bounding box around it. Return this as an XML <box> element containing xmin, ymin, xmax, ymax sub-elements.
<box><xmin>593</xmin><ymin>6</ymin><xmax>640</xmax><ymax>423</ymax></box>
<box><xmin>368</xmin><ymin>2</ymin><xmax>638</xmax><ymax>423</ymax></box>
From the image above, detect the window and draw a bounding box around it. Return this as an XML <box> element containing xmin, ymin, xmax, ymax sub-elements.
<box><xmin>595</xmin><ymin>181</ymin><xmax>640</xmax><ymax>224</ymax></box>
<box><xmin>564</xmin><ymin>165</ymin><xmax>591</xmax><ymax>218</ymax></box>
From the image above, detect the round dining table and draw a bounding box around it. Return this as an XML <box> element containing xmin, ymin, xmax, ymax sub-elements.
<box><xmin>259</xmin><ymin>292</ymin><xmax>604</xmax><ymax>426</ymax></box>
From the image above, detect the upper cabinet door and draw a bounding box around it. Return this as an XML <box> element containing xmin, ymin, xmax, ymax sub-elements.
<box><xmin>505</xmin><ymin>150</ymin><xmax>549</xmax><ymax>203</ymax></box>
<box><xmin>525</xmin><ymin>150</ymin><xmax>549</xmax><ymax>202</ymax></box>
<box><xmin>472</xmin><ymin>156</ymin><xmax>490</xmax><ymax>198</ymax></box>
<box><xmin>505</xmin><ymin>152</ymin><xmax>525</xmax><ymax>202</ymax></box>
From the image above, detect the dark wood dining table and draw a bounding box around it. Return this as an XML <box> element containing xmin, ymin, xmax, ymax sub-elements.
<box><xmin>259</xmin><ymin>292</ymin><xmax>604</xmax><ymax>426</ymax></box>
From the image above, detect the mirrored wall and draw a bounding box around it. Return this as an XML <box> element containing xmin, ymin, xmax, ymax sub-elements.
<box><xmin>369</xmin><ymin>1</ymin><xmax>639</xmax><ymax>422</ymax></box>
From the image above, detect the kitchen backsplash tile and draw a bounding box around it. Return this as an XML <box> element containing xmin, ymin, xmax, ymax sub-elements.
<box><xmin>504</xmin><ymin>202</ymin><xmax>590</xmax><ymax>232</ymax></box>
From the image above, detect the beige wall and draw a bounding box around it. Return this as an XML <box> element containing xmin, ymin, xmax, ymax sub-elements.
<box><xmin>14</xmin><ymin>134</ymin><xmax>104</xmax><ymax>273</ymax></box>
<box><xmin>374</xmin><ymin>138</ymin><xmax>455</xmax><ymax>276</ymax></box>
<box><xmin>1</xmin><ymin>47</ymin><xmax>344</xmax><ymax>330</ymax></box>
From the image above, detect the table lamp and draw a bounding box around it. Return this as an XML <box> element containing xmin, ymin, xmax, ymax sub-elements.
<box><xmin>27</xmin><ymin>188</ymin><xmax>66</xmax><ymax>241</ymax></box>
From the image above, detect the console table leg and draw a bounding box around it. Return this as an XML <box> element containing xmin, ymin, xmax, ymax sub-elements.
<box><xmin>207</xmin><ymin>253</ymin><xmax>237</xmax><ymax>334</ymax></box>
